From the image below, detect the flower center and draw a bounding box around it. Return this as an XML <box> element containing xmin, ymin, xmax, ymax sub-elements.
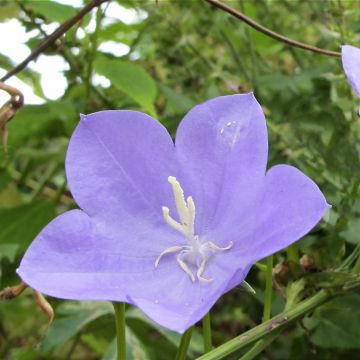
<box><xmin>155</xmin><ymin>176</ymin><xmax>232</xmax><ymax>283</ymax></box>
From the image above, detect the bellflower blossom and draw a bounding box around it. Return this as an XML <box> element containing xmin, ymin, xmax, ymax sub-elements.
<box><xmin>342</xmin><ymin>45</ymin><xmax>360</xmax><ymax>99</ymax></box>
<box><xmin>18</xmin><ymin>94</ymin><xmax>329</xmax><ymax>333</ymax></box>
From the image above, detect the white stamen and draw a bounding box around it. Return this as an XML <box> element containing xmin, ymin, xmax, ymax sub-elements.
<box><xmin>155</xmin><ymin>176</ymin><xmax>232</xmax><ymax>283</ymax></box>
<box><xmin>155</xmin><ymin>245</ymin><xmax>185</xmax><ymax>268</ymax></box>
<box><xmin>207</xmin><ymin>241</ymin><xmax>233</xmax><ymax>251</ymax></box>
<box><xmin>197</xmin><ymin>259</ymin><xmax>213</xmax><ymax>283</ymax></box>
<box><xmin>177</xmin><ymin>253</ymin><xmax>195</xmax><ymax>282</ymax></box>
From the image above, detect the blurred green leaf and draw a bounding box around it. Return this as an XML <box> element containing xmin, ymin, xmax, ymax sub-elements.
<box><xmin>305</xmin><ymin>294</ymin><xmax>360</xmax><ymax>349</ymax></box>
<box><xmin>103</xmin><ymin>328</ymin><xmax>151</xmax><ymax>360</ymax></box>
<box><xmin>158</xmin><ymin>83</ymin><xmax>195</xmax><ymax>114</ymax></box>
<box><xmin>94</xmin><ymin>56</ymin><xmax>157</xmax><ymax>115</ymax></box>
<box><xmin>0</xmin><ymin>2</ymin><xmax>18</xmax><ymax>20</ymax></box>
<box><xmin>40</xmin><ymin>301</ymin><xmax>113</xmax><ymax>353</ymax></box>
<box><xmin>0</xmin><ymin>178</ymin><xmax>23</xmax><ymax>208</ymax></box>
<box><xmin>0</xmin><ymin>243</ymin><xmax>18</xmax><ymax>262</ymax></box>
<box><xmin>0</xmin><ymin>200</ymin><xmax>56</xmax><ymax>250</ymax></box>
<box><xmin>23</xmin><ymin>0</ymin><xmax>78</xmax><ymax>23</ymax></box>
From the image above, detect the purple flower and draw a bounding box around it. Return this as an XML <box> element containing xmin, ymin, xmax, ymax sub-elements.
<box><xmin>342</xmin><ymin>45</ymin><xmax>360</xmax><ymax>97</ymax></box>
<box><xmin>18</xmin><ymin>94</ymin><xmax>329</xmax><ymax>333</ymax></box>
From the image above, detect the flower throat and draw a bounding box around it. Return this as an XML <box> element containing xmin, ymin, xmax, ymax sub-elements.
<box><xmin>155</xmin><ymin>176</ymin><xmax>232</xmax><ymax>283</ymax></box>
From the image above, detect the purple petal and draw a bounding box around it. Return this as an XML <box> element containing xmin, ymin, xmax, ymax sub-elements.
<box><xmin>66</xmin><ymin>111</ymin><xmax>177</xmax><ymax>224</ymax></box>
<box><xmin>18</xmin><ymin>210</ymin><xmax>237</xmax><ymax>332</ymax></box>
<box><xmin>175</xmin><ymin>93</ymin><xmax>268</xmax><ymax>234</ymax></box>
<box><xmin>18</xmin><ymin>94</ymin><xmax>330</xmax><ymax>333</ymax></box>
<box><xmin>342</xmin><ymin>45</ymin><xmax>360</xmax><ymax>97</ymax></box>
<box><xmin>215</xmin><ymin>165</ymin><xmax>329</xmax><ymax>266</ymax></box>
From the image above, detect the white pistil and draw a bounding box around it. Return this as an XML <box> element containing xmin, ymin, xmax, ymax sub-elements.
<box><xmin>155</xmin><ymin>176</ymin><xmax>233</xmax><ymax>283</ymax></box>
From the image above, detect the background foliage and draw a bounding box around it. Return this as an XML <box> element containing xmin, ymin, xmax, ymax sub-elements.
<box><xmin>1</xmin><ymin>0</ymin><xmax>360</xmax><ymax>359</ymax></box>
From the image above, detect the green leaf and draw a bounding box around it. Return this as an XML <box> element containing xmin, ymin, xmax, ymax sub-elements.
<box><xmin>0</xmin><ymin>201</ymin><xmax>56</xmax><ymax>250</ymax></box>
<box><xmin>94</xmin><ymin>56</ymin><xmax>157</xmax><ymax>115</ymax></box>
<box><xmin>0</xmin><ymin>2</ymin><xmax>18</xmax><ymax>21</ymax></box>
<box><xmin>0</xmin><ymin>244</ymin><xmax>18</xmax><ymax>262</ymax></box>
<box><xmin>8</xmin><ymin>100</ymin><xmax>76</xmax><ymax>148</ymax></box>
<box><xmin>103</xmin><ymin>328</ymin><xmax>151</xmax><ymax>360</ymax></box>
<box><xmin>40</xmin><ymin>301</ymin><xmax>113</xmax><ymax>353</ymax></box>
<box><xmin>0</xmin><ymin>179</ymin><xmax>23</xmax><ymax>208</ymax></box>
<box><xmin>158</xmin><ymin>84</ymin><xmax>195</xmax><ymax>114</ymax></box>
<box><xmin>23</xmin><ymin>0</ymin><xmax>78</xmax><ymax>23</ymax></box>
<box><xmin>305</xmin><ymin>294</ymin><xmax>360</xmax><ymax>349</ymax></box>
<box><xmin>126</xmin><ymin>307</ymin><xmax>203</xmax><ymax>356</ymax></box>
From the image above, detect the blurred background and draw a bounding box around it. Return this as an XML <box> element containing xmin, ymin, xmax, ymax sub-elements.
<box><xmin>0</xmin><ymin>0</ymin><xmax>360</xmax><ymax>359</ymax></box>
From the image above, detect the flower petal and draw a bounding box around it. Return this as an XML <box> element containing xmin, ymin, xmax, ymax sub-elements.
<box><xmin>66</xmin><ymin>111</ymin><xmax>177</xmax><ymax>223</ymax></box>
<box><xmin>342</xmin><ymin>45</ymin><xmax>360</xmax><ymax>97</ymax></box>
<box><xmin>175</xmin><ymin>93</ymin><xmax>268</xmax><ymax>234</ymax></box>
<box><xmin>18</xmin><ymin>210</ymin><xmax>236</xmax><ymax>332</ymax></box>
<box><xmin>217</xmin><ymin>165</ymin><xmax>329</xmax><ymax>267</ymax></box>
<box><xmin>18</xmin><ymin>210</ymin><xmax>183</xmax><ymax>300</ymax></box>
<box><xmin>128</xmin><ymin>259</ymin><xmax>238</xmax><ymax>333</ymax></box>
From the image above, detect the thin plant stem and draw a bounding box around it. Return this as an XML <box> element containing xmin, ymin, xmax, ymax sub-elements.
<box><xmin>112</xmin><ymin>302</ymin><xmax>126</xmax><ymax>360</ymax></box>
<box><xmin>287</xmin><ymin>243</ymin><xmax>299</xmax><ymax>269</ymax></box>
<box><xmin>254</xmin><ymin>262</ymin><xmax>267</xmax><ymax>272</ymax></box>
<box><xmin>352</xmin><ymin>255</ymin><xmax>360</xmax><ymax>274</ymax></box>
<box><xmin>242</xmin><ymin>255</ymin><xmax>275</xmax><ymax>359</ymax></box>
<box><xmin>239</xmin><ymin>331</ymin><xmax>279</xmax><ymax>360</ymax></box>
<box><xmin>204</xmin><ymin>0</ymin><xmax>341</xmax><ymax>57</ymax></box>
<box><xmin>196</xmin><ymin>290</ymin><xmax>330</xmax><ymax>360</ymax></box>
<box><xmin>202</xmin><ymin>312</ymin><xmax>212</xmax><ymax>353</ymax></box>
<box><xmin>175</xmin><ymin>326</ymin><xmax>193</xmax><ymax>360</ymax></box>
<box><xmin>263</xmin><ymin>255</ymin><xmax>273</xmax><ymax>322</ymax></box>
<box><xmin>29</xmin><ymin>163</ymin><xmax>58</xmax><ymax>201</ymax></box>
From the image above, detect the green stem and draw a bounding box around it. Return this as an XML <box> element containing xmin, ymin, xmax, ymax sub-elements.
<box><xmin>239</xmin><ymin>331</ymin><xmax>279</xmax><ymax>360</ymax></box>
<box><xmin>112</xmin><ymin>302</ymin><xmax>126</xmax><ymax>360</ymax></box>
<box><xmin>263</xmin><ymin>255</ymin><xmax>273</xmax><ymax>322</ymax></box>
<box><xmin>202</xmin><ymin>312</ymin><xmax>212</xmax><ymax>353</ymax></box>
<box><xmin>175</xmin><ymin>326</ymin><xmax>193</xmax><ymax>360</ymax></box>
<box><xmin>352</xmin><ymin>254</ymin><xmax>360</xmax><ymax>274</ymax></box>
<box><xmin>287</xmin><ymin>243</ymin><xmax>299</xmax><ymax>266</ymax></box>
<box><xmin>29</xmin><ymin>162</ymin><xmax>58</xmax><ymax>201</ymax></box>
<box><xmin>196</xmin><ymin>290</ymin><xmax>329</xmax><ymax>360</ymax></box>
<box><xmin>254</xmin><ymin>262</ymin><xmax>267</xmax><ymax>272</ymax></box>
<box><xmin>243</xmin><ymin>255</ymin><xmax>274</xmax><ymax>360</ymax></box>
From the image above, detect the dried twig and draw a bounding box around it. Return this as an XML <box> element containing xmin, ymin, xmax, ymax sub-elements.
<box><xmin>0</xmin><ymin>82</ymin><xmax>24</xmax><ymax>152</ymax></box>
<box><xmin>34</xmin><ymin>291</ymin><xmax>54</xmax><ymax>326</ymax></box>
<box><xmin>0</xmin><ymin>282</ymin><xmax>27</xmax><ymax>300</ymax></box>
<box><xmin>204</xmin><ymin>0</ymin><xmax>341</xmax><ymax>58</ymax></box>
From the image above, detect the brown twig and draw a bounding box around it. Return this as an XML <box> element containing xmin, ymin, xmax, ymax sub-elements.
<box><xmin>204</xmin><ymin>0</ymin><xmax>341</xmax><ymax>58</ymax></box>
<box><xmin>0</xmin><ymin>82</ymin><xmax>24</xmax><ymax>152</ymax></box>
<box><xmin>0</xmin><ymin>282</ymin><xmax>27</xmax><ymax>300</ymax></box>
<box><xmin>33</xmin><ymin>291</ymin><xmax>54</xmax><ymax>326</ymax></box>
<box><xmin>1</xmin><ymin>0</ymin><xmax>109</xmax><ymax>82</ymax></box>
